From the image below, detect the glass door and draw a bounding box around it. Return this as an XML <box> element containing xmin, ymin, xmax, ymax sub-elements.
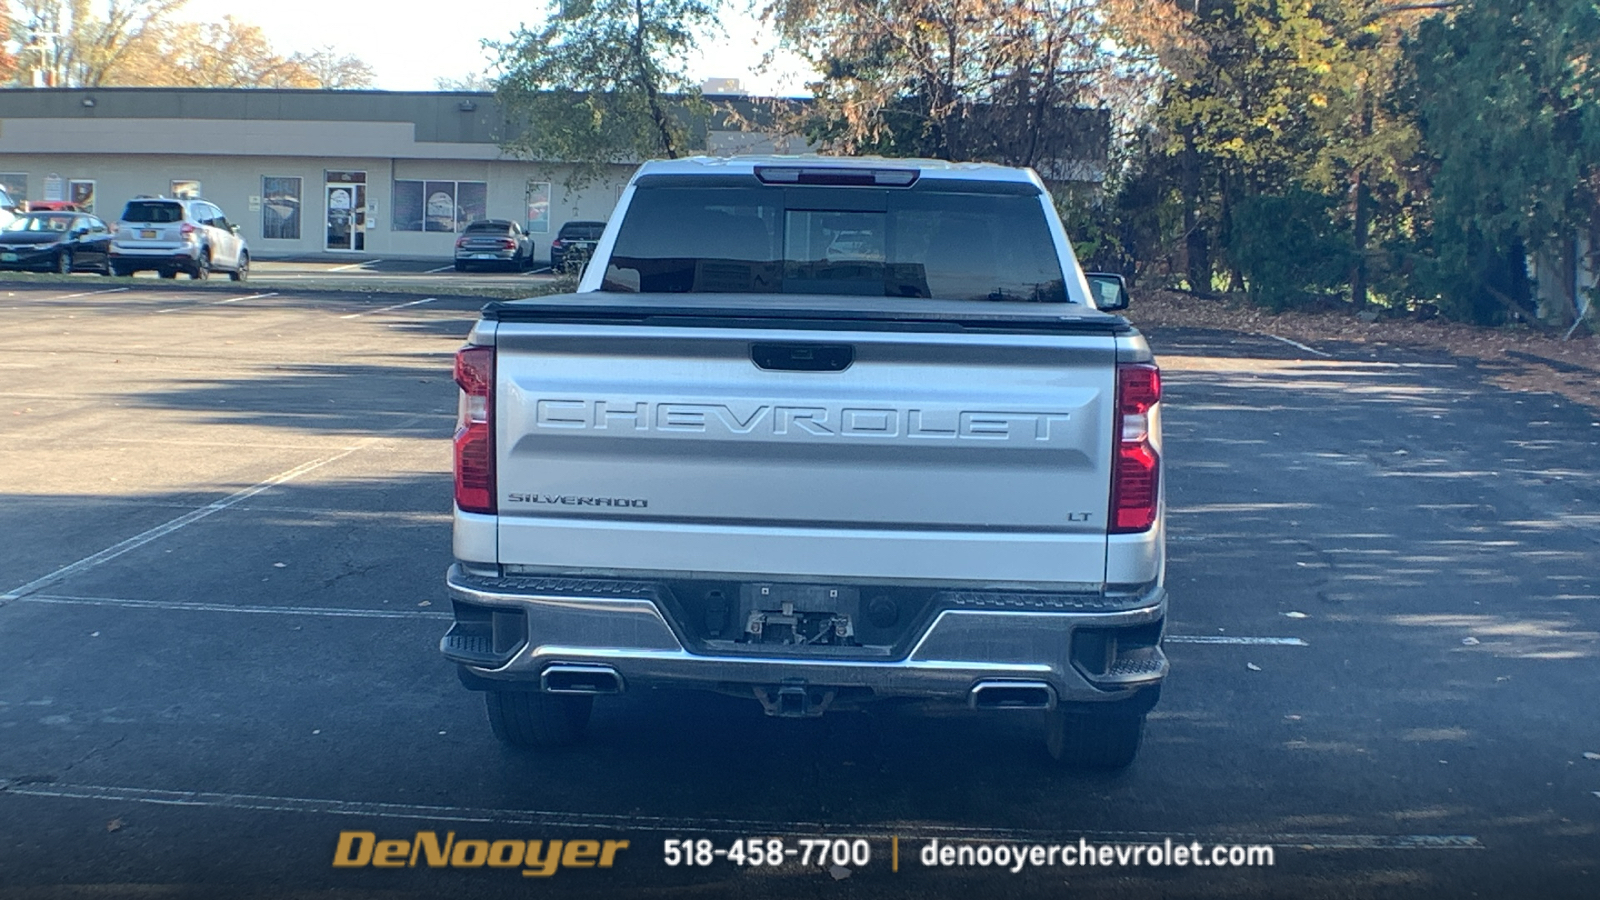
<box><xmin>324</xmin><ymin>172</ymin><xmax>367</xmax><ymax>251</ymax></box>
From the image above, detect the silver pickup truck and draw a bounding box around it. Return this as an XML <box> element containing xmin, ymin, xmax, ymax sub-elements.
<box><xmin>441</xmin><ymin>157</ymin><xmax>1166</xmax><ymax>768</ymax></box>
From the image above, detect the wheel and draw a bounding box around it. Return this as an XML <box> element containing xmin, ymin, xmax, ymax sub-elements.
<box><xmin>190</xmin><ymin>251</ymin><xmax>210</xmax><ymax>280</ymax></box>
<box><xmin>111</xmin><ymin>263</ymin><xmax>133</xmax><ymax>277</ymax></box>
<box><xmin>159</xmin><ymin>269</ymin><xmax>178</xmax><ymax>279</ymax></box>
<box><xmin>484</xmin><ymin>690</ymin><xmax>592</xmax><ymax>748</ymax></box>
<box><xmin>1045</xmin><ymin>709</ymin><xmax>1145</xmax><ymax>770</ymax></box>
<box><xmin>229</xmin><ymin>251</ymin><xmax>249</xmax><ymax>282</ymax></box>
<box><xmin>100</xmin><ymin>259</ymin><xmax>115</xmax><ymax>276</ymax></box>
<box><xmin>453</xmin><ymin>260</ymin><xmax>468</xmax><ymax>272</ymax></box>
<box><xmin>55</xmin><ymin>249</ymin><xmax>73</xmax><ymax>275</ymax></box>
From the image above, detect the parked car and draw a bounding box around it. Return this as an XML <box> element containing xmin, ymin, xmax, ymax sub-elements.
<box><xmin>549</xmin><ymin>220</ymin><xmax>606</xmax><ymax>273</ymax></box>
<box><xmin>109</xmin><ymin>197</ymin><xmax>249</xmax><ymax>281</ymax></box>
<box><xmin>0</xmin><ymin>211</ymin><xmax>114</xmax><ymax>275</ymax></box>
<box><xmin>454</xmin><ymin>219</ymin><xmax>534</xmax><ymax>272</ymax></box>
<box><xmin>24</xmin><ymin>200</ymin><xmax>82</xmax><ymax>213</ymax></box>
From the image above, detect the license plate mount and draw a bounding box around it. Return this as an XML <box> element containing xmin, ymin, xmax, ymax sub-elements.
<box><xmin>140</xmin><ymin>230</ymin><xmax>157</xmax><ymax>239</ymax></box>
<box><xmin>738</xmin><ymin>583</ymin><xmax>861</xmax><ymax>646</ymax></box>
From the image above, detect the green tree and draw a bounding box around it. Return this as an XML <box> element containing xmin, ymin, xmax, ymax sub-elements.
<box><xmin>1412</xmin><ymin>0</ymin><xmax>1600</xmax><ymax>326</ymax></box>
<box><xmin>763</xmin><ymin>0</ymin><xmax>1186</xmax><ymax>170</ymax></box>
<box><xmin>493</xmin><ymin>0</ymin><xmax>719</xmax><ymax>186</ymax></box>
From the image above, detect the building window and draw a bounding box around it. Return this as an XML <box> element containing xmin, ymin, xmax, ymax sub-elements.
<box><xmin>68</xmin><ymin>180</ymin><xmax>96</xmax><ymax>213</ymax></box>
<box><xmin>171</xmin><ymin>180</ymin><xmax>202</xmax><ymax>199</ymax></box>
<box><xmin>0</xmin><ymin>173</ymin><xmax>28</xmax><ymax>202</ymax></box>
<box><xmin>526</xmin><ymin>181</ymin><xmax>551</xmax><ymax>234</ymax></box>
<box><xmin>391</xmin><ymin>179</ymin><xmax>487</xmax><ymax>232</ymax></box>
<box><xmin>262</xmin><ymin>177</ymin><xmax>302</xmax><ymax>240</ymax></box>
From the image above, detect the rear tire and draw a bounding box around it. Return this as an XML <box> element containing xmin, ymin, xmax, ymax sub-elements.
<box><xmin>55</xmin><ymin>249</ymin><xmax>73</xmax><ymax>275</ymax></box>
<box><xmin>190</xmin><ymin>252</ymin><xmax>210</xmax><ymax>280</ymax></box>
<box><xmin>111</xmin><ymin>263</ymin><xmax>133</xmax><ymax>277</ymax></box>
<box><xmin>159</xmin><ymin>269</ymin><xmax>178</xmax><ymax>279</ymax></box>
<box><xmin>229</xmin><ymin>251</ymin><xmax>248</xmax><ymax>282</ymax></box>
<box><xmin>1045</xmin><ymin>709</ymin><xmax>1145</xmax><ymax>770</ymax></box>
<box><xmin>453</xmin><ymin>260</ymin><xmax>468</xmax><ymax>272</ymax></box>
<box><xmin>484</xmin><ymin>691</ymin><xmax>592</xmax><ymax>748</ymax></box>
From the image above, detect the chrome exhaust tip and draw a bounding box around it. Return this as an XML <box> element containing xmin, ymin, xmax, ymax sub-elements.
<box><xmin>541</xmin><ymin>664</ymin><xmax>624</xmax><ymax>695</ymax></box>
<box><xmin>969</xmin><ymin>680</ymin><xmax>1056</xmax><ymax>710</ymax></box>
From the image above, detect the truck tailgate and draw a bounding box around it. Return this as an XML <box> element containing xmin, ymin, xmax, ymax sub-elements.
<box><xmin>489</xmin><ymin>314</ymin><xmax>1118</xmax><ymax>584</ymax></box>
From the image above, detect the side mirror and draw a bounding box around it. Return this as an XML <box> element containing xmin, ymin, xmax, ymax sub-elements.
<box><xmin>71</xmin><ymin>227</ymin><xmax>89</xmax><ymax>239</ymax></box>
<box><xmin>228</xmin><ymin>223</ymin><xmax>240</xmax><ymax>235</ymax></box>
<box><xmin>1085</xmin><ymin>272</ymin><xmax>1130</xmax><ymax>311</ymax></box>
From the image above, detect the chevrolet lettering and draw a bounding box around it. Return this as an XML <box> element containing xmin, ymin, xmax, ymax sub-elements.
<box><xmin>443</xmin><ymin>156</ymin><xmax>1167</xmax><ymax>770</ymax></box>
<box><xmin>530</xmin><ymin>400</ymin><xmax>1079</xmax><ymax>442</ymax></box>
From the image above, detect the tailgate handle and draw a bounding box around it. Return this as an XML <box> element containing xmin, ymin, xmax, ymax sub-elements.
<box><xmin>751</xmin><ymin>342</ymin><xmax>854</xmax><ymax>372</ymax></box>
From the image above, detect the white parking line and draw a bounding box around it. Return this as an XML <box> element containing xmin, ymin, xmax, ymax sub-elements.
<box><xmin>1166</xmin><ymin>636</ymin><xmax>1308</xmax><ymax>646</ymax></box>
<box><xmin>19</xmin><ymin>594</ymin><xmax>451</xmax><ymax>620</ymax></box>
<box><xmin>328</xmin><ymin>259</ymin><xmax>382</xmax><ymax>272</ymax></box>
<box><xmin>44</xmin><ymin>287</ymin><xmax>130</xmax><ymax>300</ymax></box>
<box><xmin>0</xmin><ymin>441</ymin><xmax>380</xmax><ymax>602</ymax></box>
<box><xmin>338</xmin><ymin>297</ymin><xmax>435</xmax><ymax>319</ymax></box>
<box><xmin>424</xmin><ymin>265</ymin><xmax>454</xmax><ymax>273</ymax></box>
<box><xmin>1266</xmin><ymin>334</ymin><xmax>1333</xmax><ymax>358</ymax></box>
<box><xmin>0</xmin><ymin>782</ymin><xmax>1481</xmax><ymax>850</ymax></box>
<box><xmin>10</xmin><ymin>595</ymin><xmax>1308</xmax><ymax>646</ymax></box>
<box><xmin>213</xmin><ymin>291</ymin><xmax>279</xmax><ymax>304</ymax></box>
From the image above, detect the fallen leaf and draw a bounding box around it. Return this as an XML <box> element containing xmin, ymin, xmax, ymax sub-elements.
<box><xmin>418</xmin><ymin>600</ymin><xmax>432</xmax><ymax>607</ymax></box>
<box><xmin>273</xmin><ymin>562</ymin><xmax>287</xmax><ymax>568</ymax></box>
<box><xmin>1583</xmin><ymin>752</ymin><xmax>1600</xmax><ymax>761</ymax></box>
<box><xmin>828</xmin><ymin>865</ymin><xmax>851</xmax><ymax>880</ymax></box>
<box><xmin>1246</xmin><ymin>663</ymin><xmax>1262</xmax><ymax>672</ymax></box>
<box><xmin>1461</xmin><ymin>637</ymin><xmax>1480</xmax><ymax>646</ymax></box>
<box><xmin>106</xmin><ymin>818</ymin><xmax>123</xmax><ymax>833</ymax></box>
<box><xmin>1284</xmin><ymin>611</ymin><xmax>1309</xmax><ymax>619</ymax></box>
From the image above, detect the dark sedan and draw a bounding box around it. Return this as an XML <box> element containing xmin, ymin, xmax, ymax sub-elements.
<box><xmin>0</xmin><ymin>212</ymin><xmax>114</xmax><ymax>275</ymax></box>
<box><xmin>549</xmin><ymin>220</ymin><xmax>606</xmax><ymax>273</ymax></box>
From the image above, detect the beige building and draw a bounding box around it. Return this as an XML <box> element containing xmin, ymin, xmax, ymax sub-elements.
<box><xmin>0</xmin><ymin>88</ymin><xmax>638</xmax><ymax>260</ymax></box>
<box><xmin>0</xmin><ymin>88</ymin><xmax>1109</xmax><ymax>262</ymax></box>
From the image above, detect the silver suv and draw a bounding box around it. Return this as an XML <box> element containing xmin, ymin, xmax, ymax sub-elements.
<box><xmin>110</xmin><ymin>197</ymin><xmax>249</xmax><ymax>281</ymax></box>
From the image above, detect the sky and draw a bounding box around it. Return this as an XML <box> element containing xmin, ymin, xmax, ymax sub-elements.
<box><xmin>185</xmin><ymin>0</ymin><xmax>814</xmax><ymax>95</ymax></box>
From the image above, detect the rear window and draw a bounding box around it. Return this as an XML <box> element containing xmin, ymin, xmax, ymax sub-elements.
<box><xmin>121</xmin><ymin>201</ymin><xmax>184</xmax><ymax>224</ymax></box>
<box><xmin>464</xmin><ymin>222</ymin><xmax>512</xmax><ymax>234</ymax></box>
<box><xmin>601</xmin><ymin>186</ymin><xmax>1067</xmax><ymax>302</ymax></box>
<box><xmin>558</xmin><ymin>222</ymin><xmax>606</xmax><ymax>240</ymax></box>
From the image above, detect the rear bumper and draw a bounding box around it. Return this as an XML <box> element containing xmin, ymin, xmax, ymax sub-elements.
<box><xmin>110</xmin><ymin>245</ymin><xmax>200</xmax><ymax>269</ymax></box>
<box><xmin>441</xmin><ymin>564</ymin><xmax>1167</xmax><ymax>710</ymax></box>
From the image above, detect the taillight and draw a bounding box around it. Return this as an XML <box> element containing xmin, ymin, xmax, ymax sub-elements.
<box><xmin>500</xmin><ymin>238</ymin><xmax>517</xmax><ymax>250</ymax></box>
<box><xmin>1110</xmin><ymin>363</ymin><xmax>1160</xmax><ymax>533</ymax></box>
<box><xmin>549</xmin><ymin>239</ymin><xmax>564</xmax><ymax>250</ymax></box>
<box><xmin>179</xmin><ymin>222</ymin><xmax>196</xmax><ymax>240</ymax></box>
<box><xmin>455</xmin><ymin>236</ymin><xmax>468</xmax><ymax>248</ymax></box>
<box><xmin>454</xmin><ymin>346</ymin><xmax>495</xmax><ymax>514</ymax></box>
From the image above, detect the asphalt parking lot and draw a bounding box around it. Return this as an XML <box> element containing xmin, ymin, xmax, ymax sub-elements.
<box><xmin>0</xmin><ymin>276</ymin><xmax>1597</xmax><ymax>899</ymax></box>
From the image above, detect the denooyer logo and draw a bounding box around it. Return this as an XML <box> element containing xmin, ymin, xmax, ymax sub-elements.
<box><xmin>333</xmin><ymin>830</ymin><xmax>629</xmax><ymax>877</ymax></box>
